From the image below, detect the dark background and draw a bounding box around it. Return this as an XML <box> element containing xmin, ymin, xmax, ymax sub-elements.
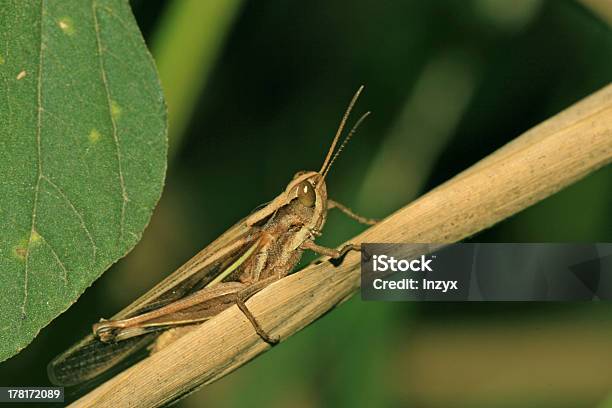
<box><xmin>1</xmin><ymin>1</ymin><xmax>611</xmax><ymax>407</ymax></box>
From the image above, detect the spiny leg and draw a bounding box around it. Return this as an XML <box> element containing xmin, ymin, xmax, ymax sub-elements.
<box><xmin>328</xmin><ymin>199</ymin><xmax>377</xmax><ymax>225</ymax></box>
<box><xmin>93</xmin><ymin>282</ymin><xmax>246</xmax><ymax>343</ymax></box>
<box><xmin>235</xmin><ymin>298</ymin><xmax>279</xmax><ymax>345</ymax></box>
<box><xmin>235</xmin><ymin>276</ymin><xmax>280</xmax><ymax>346</ymax></box>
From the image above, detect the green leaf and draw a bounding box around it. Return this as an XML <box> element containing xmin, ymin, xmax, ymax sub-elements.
<box><xmin>0</xmin><ymin>0</ymin><xmax>167</xmax><ymax>361</ymax></box>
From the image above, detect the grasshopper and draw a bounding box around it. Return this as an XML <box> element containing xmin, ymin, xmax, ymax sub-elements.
<box><xmin>48</xmin><ymin>86</ymin><xmax>376</xmax><ymax>387</ymax></box>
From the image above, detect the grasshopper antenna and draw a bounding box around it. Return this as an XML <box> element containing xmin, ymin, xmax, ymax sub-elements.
<box><xmin>321</xmin><ymin>111</ymin><xmax>371</xmax><ymax>181</ymax></box>
<box><xmin>320</xmin><ymin>85</ymin><xmax>365</xmax><ymax>175</ymax></box>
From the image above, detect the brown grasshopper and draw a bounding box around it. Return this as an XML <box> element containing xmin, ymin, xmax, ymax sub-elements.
<box><xmin>48</xmin><ymin>86</ymin><xmax>375</xmax><ymax>386</ymax></box>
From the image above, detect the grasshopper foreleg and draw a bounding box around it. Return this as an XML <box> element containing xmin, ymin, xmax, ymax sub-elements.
<box><xmin>328</xmin><ymin>199</ymin><xmax>377</xmax><ymax>225</ymax></box>
<box><xmin>300</xmin><ymin>240</ymin><xmax>361</xmax><ymax>260</ymax></box>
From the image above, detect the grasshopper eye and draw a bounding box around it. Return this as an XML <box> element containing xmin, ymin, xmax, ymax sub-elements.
<box><xmin>296</xmin><ymin>181</ymin><xmax>316</xmax><ymax>207</ymax></box>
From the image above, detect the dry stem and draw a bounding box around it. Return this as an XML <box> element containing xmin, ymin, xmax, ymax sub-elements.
<box><xmin>72</xmin><ymin>83</ymin><xmax>612</xmax><ymax>407</ymax></box>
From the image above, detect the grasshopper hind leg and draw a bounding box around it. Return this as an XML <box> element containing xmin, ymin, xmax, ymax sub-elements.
<box><xmin>235</xmin><ymin>298</ymin><xmax>279</xmax><ymax>345</ymax></box>
<box><xmin>234</xmin><ymin>276</ymin><xmax>280</xmax><ymax>345</ymax></box>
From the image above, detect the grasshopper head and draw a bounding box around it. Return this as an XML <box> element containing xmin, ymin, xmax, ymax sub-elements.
<box><xmin>283</xmin><ymin>170</ymin><xmax>328</xmax><ymax>231</ymax></box>
<box><xmin>245</xmin><ymin>86</ymin><xmax>369</xmax><ymax>230</ymax></box>
<box><xmin>274</xmin><ymin>86</ymin><xmax>370</xmax><ymax>230</ymax></box>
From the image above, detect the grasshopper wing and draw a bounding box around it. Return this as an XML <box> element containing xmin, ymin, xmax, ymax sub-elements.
<box><xmin>48</xmin><ymin>219</ymin><xmax>258</xmax><ymax>386</ymax></box>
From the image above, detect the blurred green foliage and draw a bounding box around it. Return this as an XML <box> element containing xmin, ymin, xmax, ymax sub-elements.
<box><xmin>151</xmin><ymin>0</ymin><xmax>243</xmax><ymax>158</ymax></box>
<box><xmin>0</xmin><ymin>1</ymin><xmax>610</xmax><ymax>407</ymax></box>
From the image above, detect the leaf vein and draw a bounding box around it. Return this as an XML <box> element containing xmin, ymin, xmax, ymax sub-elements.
<box><xmin>42</xmin><ymin>175</ymin><xmax>98</xmax><ymax>263</ymax></box>
<box><xmin>92</xmin><ymin>0</ymin><xmax>128</xmax><ymax>244</ymax></box>
<box><xmin>22</xmin><ymin>0</ymin><xmax>46</xmax><ymax>318</ymax></box>
<box><xmin>37</xmin><ymin>232</ymin><xmax>68</xmax><ymax>285</ymax></box>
